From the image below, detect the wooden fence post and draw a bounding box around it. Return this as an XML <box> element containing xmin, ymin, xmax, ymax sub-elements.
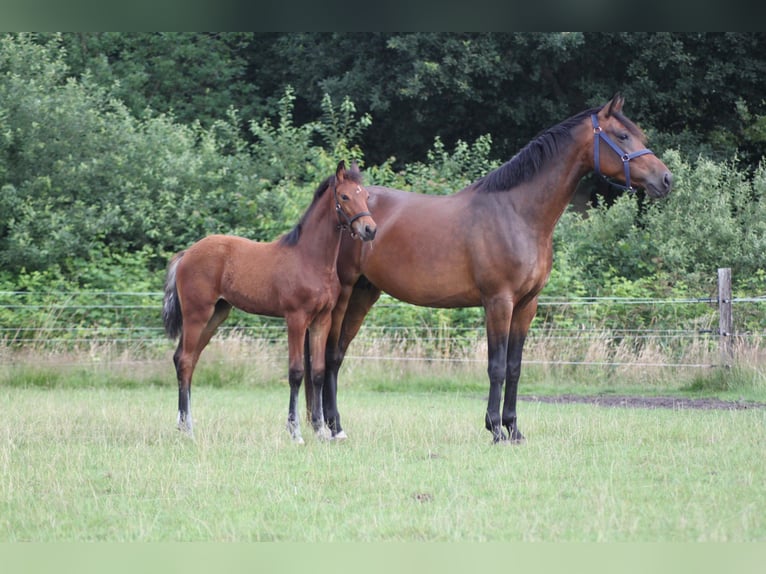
<box><xmin>718</xmin><ymin>267</ymin><xmax>733</xmax><ymax>366</ymax></box>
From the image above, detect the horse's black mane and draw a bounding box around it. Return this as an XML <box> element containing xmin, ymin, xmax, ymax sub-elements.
<box><xmin>279</xmin><ymin>168</ymin><xmax>364</xmax><ymax>246</ymax></box>
<box><xmin>474</xmin><ymin>106</ymin><xmax>642</xmax><ymax>193</ymax></box>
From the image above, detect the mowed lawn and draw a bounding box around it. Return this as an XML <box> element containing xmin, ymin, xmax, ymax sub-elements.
<box><xmin>1</xmin><ymin>384</ymin><xmax>764</xmax><ymax>541</ymax></box>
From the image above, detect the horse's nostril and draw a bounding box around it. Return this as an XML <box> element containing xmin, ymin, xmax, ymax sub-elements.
<box><xmin>664</xmin><ymin>172</ymin><xmax>673</xmax><ymax>189</ymax></box>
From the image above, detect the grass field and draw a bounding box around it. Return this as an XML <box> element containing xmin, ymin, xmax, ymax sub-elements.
<box><xmin>1</xmin><ymin>377</ymin><xmax>764</xmax><ymax>542</ymax></box>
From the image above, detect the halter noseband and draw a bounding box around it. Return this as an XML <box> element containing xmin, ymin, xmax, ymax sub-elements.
<box><xmin>334</xmin><ymin>183</ymin><xmax>372</xmax><ymax>234</ymax></box>
<box><xmin>591</xmin><ymin>114</ymin><xmax>654</xmax><ymax>192</ymax></box>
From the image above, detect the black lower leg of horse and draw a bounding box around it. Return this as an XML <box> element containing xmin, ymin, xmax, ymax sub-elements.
<box><xmin>322</xmin><ymin>371</ymin><xmax>340</xmax><ymax>433</ymax></box>
<box><xmin>303</xmin><ymin>332</ymin><xmax>312</xmax><ymax>421</ymax></box>
<box><xmin>502</xmin><ymin>333</ymin><xmax>526</xmax><ymax>443</ymax></box>
<box><xmin>174</xmin><ymin>344</ymin><xmax>193</xmax><ymax>432</ymax></box>
<box><xmin>309</xmin><ymin>369</ymin><xmax>324</xmax><ymax>430</ymax></box>
<box><xmin>322</xmin><ymin>344</ymin><xmax>344</xmax><ymax>435</ymax></box>
<box><xmin>177</xmin><ymin>383</ymin><xmax>190</xmax><ymax>428</ymax></box>
<box><xmin>485</xmin><ymin>339</ymin><xmax>509</xmax><ymax>443</ymax></box>
<box><xmin>287</xmin><ymin>366</ymin><xmax>304</xmax><ymax>443</ymax></box>
<box><xmin>323</xmin><ymin>277</ymin><xmax>381</xmax><ymax>437</ymax></box>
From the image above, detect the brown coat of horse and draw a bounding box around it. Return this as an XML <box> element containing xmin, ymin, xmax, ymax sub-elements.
<box><xmin>310</xmin><ymin>95</ymin><xmax>673</xmax><ymax>443</ymax></box>
<box><xmin>163</xmin><ymin>161</ymin><xmax>376</xmax><ymax>442</ymax></box>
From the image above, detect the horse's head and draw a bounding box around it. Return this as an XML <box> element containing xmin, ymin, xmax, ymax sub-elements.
<box><xmin>590</xmin><ymin>94</ymin><xmax>672</xmax><ymax>198</ymax></box>
<box><xmin>334</xmin><ymin>160</ymin><xmax>377</xmax><ymax>241</ymax></box>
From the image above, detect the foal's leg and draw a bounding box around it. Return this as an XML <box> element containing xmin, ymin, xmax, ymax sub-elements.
<box><xmin>322</xmin><ymin>278</ymin><xmax>381</xmax><ymax>438</ymax></box>
<box><xmin>307</xmin><ymin>311</ymin><xmax>333</xmax><ymax>441</ymax></box>
<box><xmin>483</xmin><ymin>295</ymin><xmax>513</xmax><ymax>443</ymax></box>
<box><xmin>286</xmin><ymin>315</ymin><xmax>309</xmax><ymax>444</ymax></box>
<box><xmin>175</xmin><ymin>322</ymin><xmax>204</xmax><ymax>435</ymax></box>
<box><xmin>173</xmin><ymin>337</ymin><xmax>193</xmax><ymax>434</ymax></box>
<box><xmin>502</xmin><ymin>302</ymin><xmax>537</xmax><ymax>444</ymax></box>
<box><xmin>175</xmin><ymin>300</ymin><xmax>231</xmax><ymax>435</ymax></box>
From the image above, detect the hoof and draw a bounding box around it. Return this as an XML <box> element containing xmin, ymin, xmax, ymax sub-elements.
<box><xmin>315</xmin><ymin>425</ymin><xmax>332</xmax><ymax>442</ymax></box>
<box><xmin>331</xmin><ymin>430</ymin><xmax>348</xmax><ymax>442</ymax></box>
<box><xmin>497</xmin><ymin>437</ymin><xmax>525</xmax><ymax>446</ymax></box>
<box><xmin>286</xmin><ymin>420</ymin><xmax>304</xmax><ymax>444</ymax></box>
<box><xmin>177</xmin><ymin>412</ymin><xmax>193</xmax><ymax>436</ymax></box>
<box><xmin>509</xmin><ymin>428</ymin><xmax>526</xmax><ymax>445</ymax></box>
<box><xmin>491</xmin><ymin>430</ymin><xmax>508</xmax><ymax>444</ymax></box>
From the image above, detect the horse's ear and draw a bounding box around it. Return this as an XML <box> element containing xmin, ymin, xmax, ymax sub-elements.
<box><xmin>350</xmin><ymin>160</ymin><xmax>361</xmax><ymax>175</ymax></box>
<box><xmin>605</xmin><ymin>93</ymin><xmax>625</xmax><ymax>117</ymax></box>
<box><xmin>336</xmin><ymin>160</ymin><xmax>347</xmax><ymax>182</ymax></box>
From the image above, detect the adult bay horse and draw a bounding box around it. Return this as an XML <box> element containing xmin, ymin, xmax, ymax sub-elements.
<box><xmin>309</xmin><ymin>94</ymin><xmax>673</xmax><ymax>444</ymax></box>
<box><xmin>162</xmin><ymin>161</ymin><xmax>377</xmax><ymax>442</ymax></box>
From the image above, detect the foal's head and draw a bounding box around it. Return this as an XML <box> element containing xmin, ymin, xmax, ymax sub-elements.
<box><xmin>333</xmin><ymin>160</ymin><xmax>377</xmax><ymax>241</ymax></box>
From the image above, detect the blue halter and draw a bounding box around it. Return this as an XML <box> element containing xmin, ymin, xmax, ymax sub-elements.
<box><xmin>591</xmin><ymin>114</ymin><xmax>654</xmax><ymax>192</ymax></box>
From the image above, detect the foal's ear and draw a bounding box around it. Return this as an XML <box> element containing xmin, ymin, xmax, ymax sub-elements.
<box><xmin>336</xmin><ymin>160</ymin><xmax>347</xmax><ymax>182</ymax></box>
<box><xmin>604</xmin><ymin>92</ymin><xmax>625</xmax><ymax>117</ymax></box>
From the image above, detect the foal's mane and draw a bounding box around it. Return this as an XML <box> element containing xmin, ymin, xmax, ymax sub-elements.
<box><xmin>473</xmin><ymin>107</ymin><xmax>644</xmax><ymax>193</ymax></box>
<box><xmin>279</xmin><ymin>168</ymin><xmax>364</xmax><ymax>247</ymax></box>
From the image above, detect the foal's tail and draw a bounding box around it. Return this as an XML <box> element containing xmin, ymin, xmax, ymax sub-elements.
<box><xmin>162</xmin><ymin>251</ymin><xmax>185</xmax><ymax>340</ymax></box>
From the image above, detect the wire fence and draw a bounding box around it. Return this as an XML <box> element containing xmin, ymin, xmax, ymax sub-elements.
<box><xmin>1</xmin><ymin>290</ymin><xmax>765</xmax><ymax>371</ymax></box>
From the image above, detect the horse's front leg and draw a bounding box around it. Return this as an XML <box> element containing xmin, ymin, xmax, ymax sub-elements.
<box><xmin>286</xmin><ymin>366</ymin><xmax>305</xmax><ymax>444</ymax></box>
<box><xmin>317</xmin><ymin>284</ymin><xmax>351</xmax><ymax>440</ymax></box>
<box><xmin>308</xmin><ymin>312</ymin><xmax>332</xmax><ymax>441</ymax></box>
<box><xmin>502</xmin><ymin>303</ymin><xmax>537</xmax><ymax>444</ymax></box>
<box><xmin>503</xmin><ymin>332</ymin><xmax>527</xmax><ymax>444</ymax></box>
<box><xmin>286</xmin><ymin>317</ymin><xmax>308</xmax><ymax>444</ymax></box>
<box><xmin>484</xmin><ymin>296</ymin><xmax>513</xmax><ymax>443</ymax></box>
<box><xmin>323</xmin><ymin>277</ymin><xmax>382</xmax><ymax>439</ymax></box>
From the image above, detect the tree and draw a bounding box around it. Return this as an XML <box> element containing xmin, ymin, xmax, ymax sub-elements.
<box><xmin>52</xmin><ymin>32</ymin><xmax>263</xmax><ymax>127</ymax></box>
<box><xmin>30</xmin><ymin>32</ymin><xmax>766</xmax><ymax>169</ymax></box>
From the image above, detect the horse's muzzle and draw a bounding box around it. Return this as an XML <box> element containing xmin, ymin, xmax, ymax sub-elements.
<box><xmin>646</xmin><ymin>171</ymin><xmax>673</xmax><ymax>198</ymax></box>
<box><xmin>356</xmin><ymin>222</ymin><xmax>377</xmax><ymax>241</ymax></box>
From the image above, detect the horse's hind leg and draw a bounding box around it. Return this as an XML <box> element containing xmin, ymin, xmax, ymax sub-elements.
<box><xmin>175</xmin><ymin>333</ymin><xmax>199</xmax><ymax>435</ymax></box>
<box><xmin>174</xmin><ymin>338</ymin><xmax>194</xmax><ymax>434</ymax></box>
<box><xmin>175</xmin><ymin>300</ymin><xmax>231</xmax><ymax>435</ymax></box>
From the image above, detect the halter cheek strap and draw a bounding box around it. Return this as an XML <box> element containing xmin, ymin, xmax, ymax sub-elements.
<box><xmin>591</xmin><ymin>114</ymin><xmax>654</xmax><ymax>192</ymax></box>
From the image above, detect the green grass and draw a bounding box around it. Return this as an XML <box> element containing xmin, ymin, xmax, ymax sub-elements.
<box><xmin>1</xmin><ymin>384</ymin><xmax>764</xmax><ymax>542</ymax></box>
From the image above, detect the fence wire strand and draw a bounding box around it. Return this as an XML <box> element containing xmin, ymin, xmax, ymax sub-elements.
<box><xmin>2</xmin><ymin>290</ymin><xmax>765</xmax><ymax>370</ymax></box>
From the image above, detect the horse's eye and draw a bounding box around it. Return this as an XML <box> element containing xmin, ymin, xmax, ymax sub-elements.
<box><xmin>341</xmin><ymin>194</ymin><xmax>350</xmax><ymax>201</ymax></box>
<box><xmin>618</xmin><ymin>133</ymin><xmax>630</xmax><ymax>141</ymax></box>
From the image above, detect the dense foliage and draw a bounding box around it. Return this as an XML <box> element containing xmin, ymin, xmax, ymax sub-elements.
<box><xmin>45</xmin><ymin>32</ymin><xmax>766</xmax><ymax>168</ymax></box>
<box><xmin>1</xmin><ymin>32</ymin><xmax>765</xmax><ymax>335</ymax></box>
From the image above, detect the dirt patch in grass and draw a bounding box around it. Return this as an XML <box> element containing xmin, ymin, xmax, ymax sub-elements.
<box><xmin>521</xmin><ymin>394</ymin><xmax>765</xmax><ymax>410</ymax></box>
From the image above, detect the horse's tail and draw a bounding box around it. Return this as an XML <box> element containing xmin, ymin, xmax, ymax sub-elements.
<box><xmin>162</xmin><ymin>251</ymin><xmax>185</xmax><ymax>340</ymax></box>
